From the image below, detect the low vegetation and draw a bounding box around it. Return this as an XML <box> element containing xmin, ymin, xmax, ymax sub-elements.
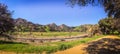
<box><xmin>12</xmin><ymin>32</ymin><xmax>84</xmax><ymax>38</ymax></box>
<box><xmin>0</xmin><ymin>35</ymin><xmax>105</xmax><ymax>54</ymax></box>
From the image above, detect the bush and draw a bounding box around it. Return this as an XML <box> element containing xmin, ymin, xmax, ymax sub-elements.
<box><xmin>46</xmin><ymin>46</ymin><xmax>58</xmax><ymax>54</ymax></box>
<box><xmin>58</xmin><ymin>44</ymin><xmax>72</xmax><ymax>51</ymax></box>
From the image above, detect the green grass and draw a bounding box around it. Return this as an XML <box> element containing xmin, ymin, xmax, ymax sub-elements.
<box><xmin>0</xmin><ymin>35</ymin><xmax>105</xmax><ymax>54</ymax></box>
<box><xmin>51</xmin><ymin>35</ymin><xmax>105</xmax><ymax>47</ymax></box>
<box><xmin>0</xmin><ymin>42</ymin><xmax>57</xmax><ymax>54</ymax></box>
<box><xmin>13</xmin><ymin>32</ymin><xmax>84</xmax><ymax>38</ymax></box>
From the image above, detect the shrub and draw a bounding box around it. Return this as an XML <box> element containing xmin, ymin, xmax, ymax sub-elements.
<box><xmin>46</xmin><ymin>46</ymin><xmax>58</xmax><ymax>54</ymax></box>
<box><xmin>58</xmin><ymin>44</ymin><xmax>72</xmax><ymax>51</ymax></box>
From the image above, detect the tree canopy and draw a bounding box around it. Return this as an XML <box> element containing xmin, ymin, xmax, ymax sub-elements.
<box><xmin>68</xmin><ymin>0</ymin><xmax>120</xmax><ymax>18</ymax></box>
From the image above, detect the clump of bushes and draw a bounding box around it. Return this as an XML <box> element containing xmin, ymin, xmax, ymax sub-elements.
<box><xmin>46</xmin><ymin>46</ymin><xmax>58</xmax><ymax>54</ymax></box>
<box><xmin>58</xmin><ymin>44</ymin><xmax>72</xmax><ymax>51</ymax></box>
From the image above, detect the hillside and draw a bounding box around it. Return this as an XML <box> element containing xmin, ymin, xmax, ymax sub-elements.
<box><xmin>14</xmin><ymin>18</ymin><xmax>73</xmax><ymax>32</ymax></box>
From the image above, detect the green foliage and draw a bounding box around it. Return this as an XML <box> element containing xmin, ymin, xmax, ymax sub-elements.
<box><xmin>74</xmin><ymin>26</ymin><xmax>81</xmax><ymax>32</ymax></box>
<box><xmin>114</xmin><ymin>18</ymin><xmax>120</xmax><ymax>34</ymax></box>
<box><xmin>74</xmin><ymin>24</ymin><xmax>94</xmax><ymax>32</ymax></box>
<box><xmin>99</xmin><ymin>17</ymin><xmax>115</xmax><ymax>34</ymax></box>
<box><xmin>45</xmin><ymin>46</ymin><xmax>58</xmax><ymax>54</ymax></box>
<box><xmin>98</xmin><ymin>17</ymin><xmax>120</xmax><ymax>35</ymax></box>
<box><xmin>13</xmin><ymin>32</ymin><xmax>82</xmax><ymax>38</ymax></box>
<box><xmin>58</xmin><ymin>44</ymin><xmax>72</xmax><ymax>51</ymax></box>
<box><xmin>45</xmin><ymin>26</ymin><xmax>50</xmax><ymax>32</ymax></box>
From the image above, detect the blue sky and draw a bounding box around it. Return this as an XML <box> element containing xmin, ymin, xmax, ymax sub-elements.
<box><xmin>0</xmin><ymin>0</ymin><xmax>107</xmax><ymax>26</ymax></box>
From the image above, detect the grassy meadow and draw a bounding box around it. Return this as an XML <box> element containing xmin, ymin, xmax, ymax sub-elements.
<box><xmin>12</xmin><ymin>32</ymin><xmax>84</xmax><ymax>38</ymax></box>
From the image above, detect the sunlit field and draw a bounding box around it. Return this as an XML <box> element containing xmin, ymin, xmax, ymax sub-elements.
<box><xmin>0</xmin><ymin>35</ymin><xmax>105</xmax><ymax>54</ymax></box>
<box><xmin>13</xmin><ymin>32</ymin><xmax>84</xmax><ymax>38</ymax></box>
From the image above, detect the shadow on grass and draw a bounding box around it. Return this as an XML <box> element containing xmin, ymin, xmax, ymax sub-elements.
<box><xmin>0</xmin><ymin>34</ymin><xmax>15</xmax><ymax>40</ymax></box>
<box><xmin>85</xmin><ymin>38</ymin><xmax>120</xmax><ymax>54</ymax></box>
<box><xmin>0</xmin><ymin>40</ymin><xmax>28</xmax><ymax>45</ymax></box>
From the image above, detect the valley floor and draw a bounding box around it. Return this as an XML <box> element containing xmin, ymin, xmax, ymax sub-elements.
<box><xmin>0</xmin><ymin>35</ymin><xmax>120</xmax><ymax>54</ymax></box>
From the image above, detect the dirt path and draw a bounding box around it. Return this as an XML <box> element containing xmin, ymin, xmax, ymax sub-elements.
<box><xmin>54</xmin><ymin>35</ymin><xmax>120</xmax><ymax>54</ymax></box>
<box><xmin>0</xmin><ymin>51</ymin><xmax>15</xmax><ymax>54</ymax></box>
<box><xmin>55</xmin><ymin>44</ymin><xmax>87</xmax><ymax>54</ymax></box>
<box><xmin>15</xmin><ymin>34</ymin><xmax>88</xmax><ymax>43</ymax></box>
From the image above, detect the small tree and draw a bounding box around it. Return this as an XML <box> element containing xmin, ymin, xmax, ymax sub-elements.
<box><xmin>28</xmin><ymin>24</ymin><xmax>34</xmax><ymax>35</ymax></box>
<box><xmin>98</xmin><ymin>17</ymin><xmax>115</xmax><ymax>34</ymax></box>
<box><xmin>0</xmin><ymin>3</ymin><xmax>14</xmax><ymax>35</ymax></box>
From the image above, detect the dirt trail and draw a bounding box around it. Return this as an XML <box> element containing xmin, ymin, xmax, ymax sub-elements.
<box><xmin>54</xmin><ymin>35</ymin><xmax>120</xmax><ymax>54</ymax></box>
<box><xmin>55</xmin><ymin>44</ymin><xmax>87</xmax><ymax>54</ymax></box>
<box><xmin>0</xmin><ymin>51</ymin><xmax>15</xmax><ymax>54</ymax></box>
